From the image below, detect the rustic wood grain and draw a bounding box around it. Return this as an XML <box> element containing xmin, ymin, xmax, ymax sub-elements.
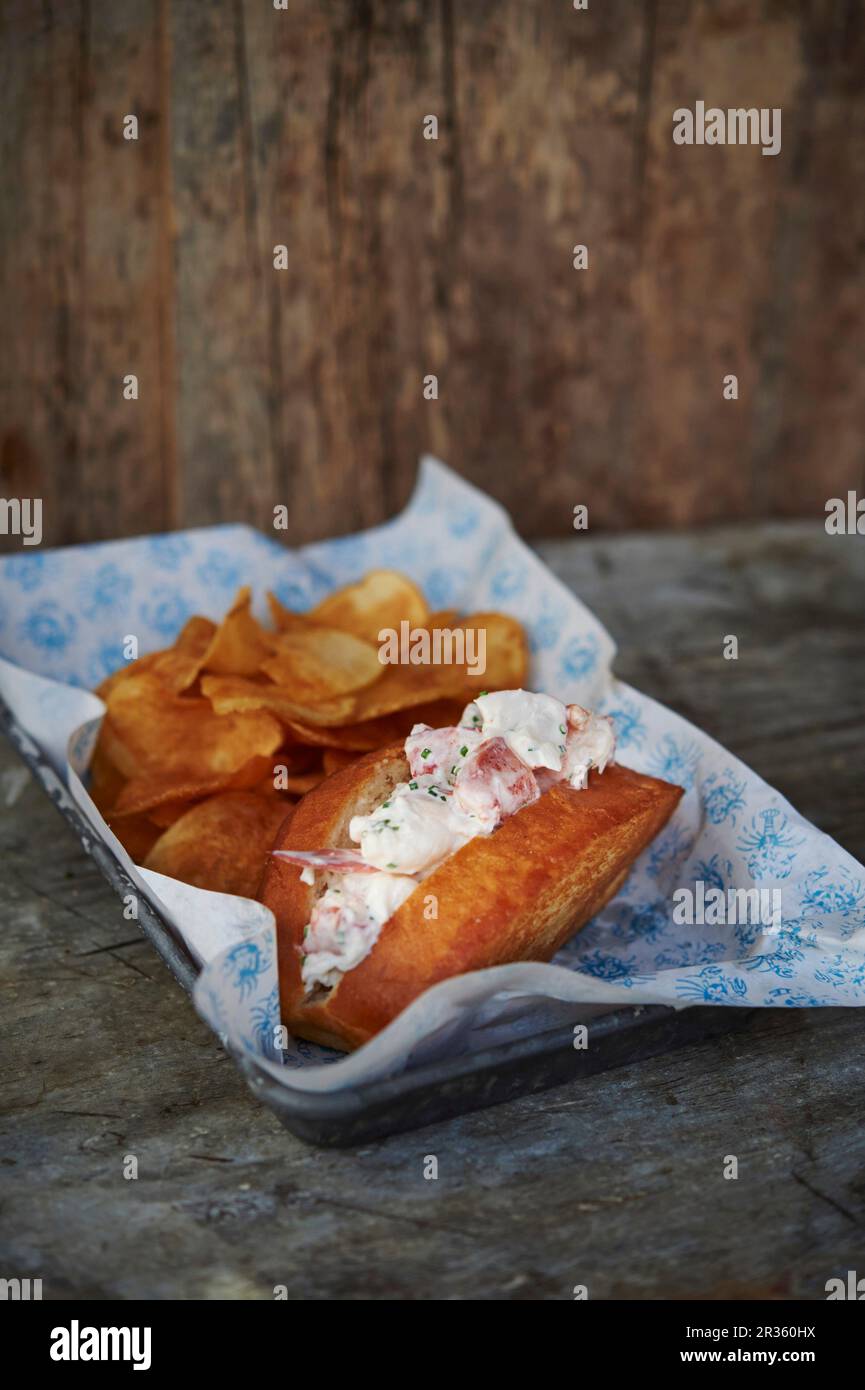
<box><xmin>0</xmin><ymin>0</ymin><xmax>175</xmax><ymax>544</ymax></box>
<box><xmin>1</xmin><ymin>523</ymin><xmax>863</xmax><ymax>1299</ymax></box>
<box><xmin>1</xmin><ymin>1</ymin><xmax>863</xmax><ymax>543</ymax></box>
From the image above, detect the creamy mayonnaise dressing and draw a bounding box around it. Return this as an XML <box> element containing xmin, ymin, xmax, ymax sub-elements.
<box><xmin>288</xmin><ymin>689</ymin><xmax>616</xmax><ymax>992</ymax></box>
<box><xmin>349</xmin><ymin>778</ymin><xmax>478</xmax><ymax>875</ymax></box>
<box><xmin>300</xmin><ymin>872</ymin><xmax>416</xmax><ymax>990</ymax></box>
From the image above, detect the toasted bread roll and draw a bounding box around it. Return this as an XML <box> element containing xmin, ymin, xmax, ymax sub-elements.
<box><xmin>260</xmin><ymin>745</ymin><xmax>683</xmax><ymax>1051</ymax></box>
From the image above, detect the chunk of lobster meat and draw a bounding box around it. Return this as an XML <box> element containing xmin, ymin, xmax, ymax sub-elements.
<box><xmin>536</xmin><ymin>705</ymin><xmax>616</xmax><ymax>791</ymax></box>
<box><xmin>453</xmin><ymin>735</ymin><xmax>540</xmax><ymax>830</ymax></box>
<box><xmin>405</xmin><ymin>724</ymin><xmax>483</xmax><ymax>783</ymax></box>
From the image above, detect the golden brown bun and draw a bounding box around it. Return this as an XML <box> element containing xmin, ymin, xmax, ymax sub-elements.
<box><xmin>260</xmin><ymin>745</ymin><xmax>684</xmax><ymax>1051</ymax></box>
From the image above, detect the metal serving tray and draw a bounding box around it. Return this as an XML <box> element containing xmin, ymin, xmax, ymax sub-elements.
<box><xmin>2</xmin><ymin>697</ymin><xmax>755</xmax><ymax>1147</ymax></box>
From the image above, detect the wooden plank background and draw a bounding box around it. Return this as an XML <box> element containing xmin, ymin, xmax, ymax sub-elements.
<box><xmin>1</xmin><ymin>0</ymin><xmax>863</xmax><ymax>546</ymax></box>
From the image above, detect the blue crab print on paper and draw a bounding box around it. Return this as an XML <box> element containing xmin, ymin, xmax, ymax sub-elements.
<box><xmin>607</xmin><ymin>900</ymin><xmax>671</xmax><ymax>945</ymax></box>
<box><xmin>675</xmin><ymin>966</ymin><xmax>748</xmax><ymax>1003</ymax></box>
<box><xmin>693</xmin><ymin>853</ymin><xmax>734</xmax><ymax>894</ymax></box>
<box><xmin>528</xmin><ymin>612</ymin><xmax>562</xmax><ymax>654</ymax></box>
<box><xmin>701</xmin><ymin>771</ymin><xmax>747</xmax><ymax>827</ymax></box>
<box><xmin>249</xmin><ymin>986</ymin><xmax>282</xmax><ymax>1059</ymax></box>
<box><xmin>744</xmin><ymin>942</ymin><xmax>804</xmax><ymax>978</ymax></box>
<box><xmin>449</xmin><ymin>506</ymin><xmax>480</xmax><ymax>539</ymax></box>
<box><xmin>577</xmin><ymin>951</ymin><xmax>649</xmax><ymax>988</ymax></box>
<box><xmin>654</xmin><ymin>941</ymin><xmax>726</xmax><ymax>969</ymax></box>
<box><xmin>629</xmin><ymin>901</ymin><xmax>673</xmax><ymax>944</ymax></box>
<box><xmin>646</xmin><ymin>824</ymin><xmax>694</xmax><ymax>884</ymax></box>
<box><xmin>765</xmin><ymin>987</ymin><xmax>827</xmax><ymax>1008</ymax></box>
<box><xmin>147</xmin><ymin>535</ymin><xmax>192</xmax><ymax>571</ymax></box>
<box><xmin>813</xmin><ymin>953</ymin><xmax>865</xmax><ymax>992</ymax></box>
<box><xmin>140</xmin><ymin>586</ymin><xmax>193</xmax><ymax>639</ymax></box>
<box><xmin>322</xmin><ymin>534</ymin><xmax>370</xmax><ymax>577</ymax></box>
<box><xmin>3</xmin><ymin>553</ymin><xmax>46</xmax><ymax>591</ymax></box>
<box><xmin>270</xmin><ymin>575</ymin><xmax>320</xmax><ymax>612</ymax></box>
<box><xmin>647</xmin><ymin>734</ymin><xmax>701</xmax><ymax>790</ymax></box>
<box><xmin>558</xmin><ymin>634</ymin><xmax>598</xmax><ymax>682</ymax></box>
<box><xmin>772</xmin><ymin>913</ymin><xmax>820</xmax><ymax>953</ymax></box>
<box><xmin>731</xmin><ymin>913</ymin><xmax>766</xmax><ymax>953</ymax></box>
<box><xmin>18</xmin><ymin>601</ymin><xmax>76</xmax><ymax>652</ymax></box>
<box><xmin>87</xmin><ymin>640</ymin><xmax>128</xmax><ymax>687</ymax></box>
<box><xmin>813</xmin><ymin>955</ymin><xmax>850</xmax><ymax>990</ymax></box>
<box><xmin>799</xmin><ymin>866</ymin><xmax>865</xmax><ymax>935</ymax></box>
<box><xmin>737</xmin><ymin>808</ymin><xmax>804</xmax><ymax>881</ymax></box>
<box><xmin>222</xmin><ymin>939</ymin><xmax>271</xmax><ymax>1001</ymax></box>
<box><xmin>196</xmin><ymin>549</ymin><xmax>243</xmax><ymax>592</ymax></box>
<box><xmin>424</xmin><ymin>566</ymin><xmax>468</xmax><ymax>608</ymax></box>
<box><xmin>78</xmin><ymin>563</ymin><xmax>132</xmax><ymax>620</ymax></box>
<box><xmin>603</xmin><ymin>694</ymin><xmax>647</xmax><ymax>750</ymax></box>
<box><xmin>280</xmin><ymin>1035</ymin><xmax>341</xmax><ymax>1066</ymax></box>
<box><xmin>490</xmin><ymin>566</ymin><xmax>526</xmax><ymax>602</ymax></box>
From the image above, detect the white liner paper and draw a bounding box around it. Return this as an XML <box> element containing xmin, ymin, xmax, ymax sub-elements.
<box><xmin>1</xmin><ymin>458</ymin><xmax>863</xmax><ymax>1093</ymax></box>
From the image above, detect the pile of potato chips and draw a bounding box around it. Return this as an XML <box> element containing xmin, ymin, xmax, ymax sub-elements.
<box><xmin>90</xmin><ymin>570</ymin><xmax>528</xmax><ymax>899</ymax></box>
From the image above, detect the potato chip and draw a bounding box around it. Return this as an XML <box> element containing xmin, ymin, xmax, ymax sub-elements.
<box><xmin>104</xmin><ymin>671</ymin><xmax>283</xmax><ymax>778</ymax></box>
<box><xmin>323</xmin><ymin>748</ymin><xmax>359</xmax><ymax>775</ymax></box>
<box><xmin>317</xmin><ymin>660</ymin><xmax>466</xmax><ymax>722</ymax></box>
<box><xmin>279</xmin><ymin>769</ymin><xmax>326</xmax><ymax>795</ymax></box>
<box><xmin>396</xmin><ymin>698</ymin><xmax>468</xmax><ymax>730</ymax></box>
<box><xmin>109</xmin><ymin>754</ymin><xmax>277</xmax><ymax>818</ymax></box>
<box><xmin>95</xmin><ymin>651</ymin><xmax>158</xmax><ymax>702</ymax></box>
<box><xmin>201</xmin><ymin>586</ymin><xmax>275</xmax><ymax>677</ymax></box>
<box><xmin>310</xmin><ymin>569</ymin><xmax>429</xmax><ymax>644</ymax></box>
<box><xmin>457</xmin><ymin>612</ymin><xmax>528</xmax><ymax>691</ymax></box>
<box><xmin>280</xmin><ymin>699</ymin><xmax>466</xmax><ymax>752</ymax></box>
<box><xmin>144</xmin><ymin>792</ymin><xmax>291</xmax><ymax>898</ymax></box>
<box><xmin>150</xmin><ymin>615</ymin><xmax>217</xmax><ymax>693</ymax></box>
<box><xmin>105</xmin><ymin>812</ymin><xmax>161</xmax><ymax>862</ymax></box>
<box><xmin>249</xmin><ymin>772</ymin><xmax>300</xmax><ymax>803</ymax></box>
<box><xmin>280</xmin><ymin>714</ymin><xmax>406</xmax><ymax>751</ymax></box>
<box><xmin>284</xmin><ymin>612</ymin><xmax>526</xmax><ymax>723</ymax></box>
<box><xmin>148</xmin><ymin>800</ymin><xmax>194</xmax><ymax>829</ymax></box>
<box><xmin>423</xmin><ymin>608</ymin><xmax>461</xmax><ymax>629</ymax></box>
<box><xmin>201</xmin><ymin>675</ymin><xmax>357</xmax><ymax>727</ymax></box>
<box><xmin>260</xmin><ymin>626</ymin><xmax>383</xmax><ymax>699</ymax></box>
<box><xmin>266</xmin><ymin>591</ymin><xmax>311</xmax><ymax>632</ymax></box>
<box><xmin>96</xmin><ymin>618</ymin><xmax>215</xmax><ymax>703</ymax></box>
<box><xmin>232</xmin><ymin>751</ymin><xmax>320</xmax><ymax>803</ymax></box>
<box><xmin>220</xmin><ymin>663</ymin><xmax>459</xmax><ymax>730</ymax></box>
<box><xmin>88</xmin><ymin>739</ymin><xmax>126</xmax><ymax>815</ymax></box>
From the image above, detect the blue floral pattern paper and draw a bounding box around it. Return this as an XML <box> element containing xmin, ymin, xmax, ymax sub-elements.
<box><xmin>1</xmin><ymin>457</ymin><xmax>863</xmax><ymax>1092</ymax></box>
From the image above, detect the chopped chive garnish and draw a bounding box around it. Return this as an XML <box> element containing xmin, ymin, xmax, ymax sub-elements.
<box><xmin>460</xmin><ymin>745</ymin><xmax>468</xmax><ymax>757</ymax></box>
<box><xmin>421</xmin><ymin>748</ymin><xmax>431</xmax><ymax>759</ymax></box>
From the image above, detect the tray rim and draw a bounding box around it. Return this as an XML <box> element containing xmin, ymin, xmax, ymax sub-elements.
<box><xmin>1</xmin><ymin>691</ymin><xmax>753</xmax><ymax>1144</ymax></box>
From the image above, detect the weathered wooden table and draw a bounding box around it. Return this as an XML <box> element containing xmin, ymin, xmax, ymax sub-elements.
<box><xmin>1</xmin><ymin>523</ymin><xmax>863</xmax><ymax>1300</ymax></box>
